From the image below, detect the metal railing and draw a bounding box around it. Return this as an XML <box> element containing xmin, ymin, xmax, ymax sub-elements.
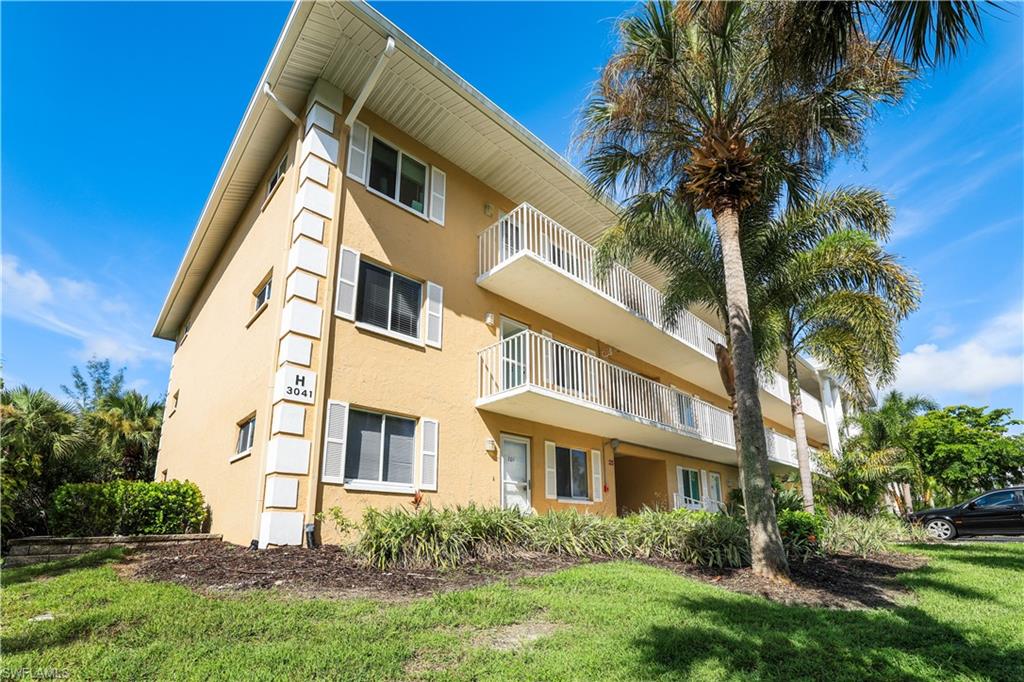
<box><xmin>672</xmin><ymin>492</ymin><xmax>727</xmax><ymax>513</ymax></box>
<box><xmin>478</xmin><ymin>204</ymin><xmax>724</xmax><ymax>358</ymax></box>
<box><xmin>478</xmin><ymin>330</ymin><xmax>735</xmax><ymax>449</ymax></box>
<box><xmin>477</xmin><ymin>203</ymin><xmax>826</xmax><ymax>418</ymax></box>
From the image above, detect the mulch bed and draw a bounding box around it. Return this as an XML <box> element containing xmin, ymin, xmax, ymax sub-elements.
<box><xmin>647</xmin><ymin>551</ymin><xmax>928</xmax><ymax>609</ymax></box>
<box><xmin>122</xmin><ymin>542</ymin><xmax>584</xmax><ymax>601</ymax></box>
<box><xmin>124</xmin><ymin>541</ymin><xmax>926</xmax><ymax>610</ymax></box>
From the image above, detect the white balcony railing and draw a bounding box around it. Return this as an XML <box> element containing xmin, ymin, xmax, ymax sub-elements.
<box><xmin>477</xmin><ymin>203</ymin><xmax>825</xmax><ymax>420</ymax></box>
<box><xmin>765</xmin><ymin>428</ymin><xmax>821</xmax><ymax>469</ymax></box>
<box><xmin>673</xmin><ymin>493</ymin><xmax>727</xmax><ymax>513</ymax></box>
<box><xmin>478</xmin><ymin>204</ymin><xmax>724</xmax><ymax>358</ymax></box>
<box><xmin>478</xmin><ymin>330</ymin><xmax>735</xmax><ymax>449</ymax></box>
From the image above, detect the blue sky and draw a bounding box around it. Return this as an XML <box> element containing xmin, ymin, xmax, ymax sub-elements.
<box><xmin>3</xmin><ymin>2</ymin><xmax>1022</xmax><ymax>418</ymax></box>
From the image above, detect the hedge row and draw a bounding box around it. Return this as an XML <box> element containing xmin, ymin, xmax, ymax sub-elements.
<box><xmin>50</xmin><ymin>480</ymin><xmax>208</xmax><ymax>537</ymax></box>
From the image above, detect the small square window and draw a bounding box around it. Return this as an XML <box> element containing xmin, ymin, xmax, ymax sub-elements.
<box><xmin>365</xmin><ymin>135</ymin><xmax>429</xmax><ymax>217</ymax></box>
<box><xmin>255</xmin><ymin>278</ymin><xmax>272</xmax><ymax>309</ymax></box>
<box><xmin>344</xmin><ymin>408</ymin><xmax>416</xmax><ymax>486</ymax></box>
<box><xmin>236</xmin><ymin>417</ymin><xmax>256</xmax><ymax>455</ymax></box>
<box><xmin>267</xmin><ymin>156</ymin><xmax>288</xmax><ymax>197</ymax></box>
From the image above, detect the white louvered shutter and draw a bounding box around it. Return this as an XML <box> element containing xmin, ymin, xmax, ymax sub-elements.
<box><xmin>335</xmin><ymin>247</ymin><xmax>361</xmax><ymax>320</ymax></box>
<box><xmin>544</xmin><ymin>441</ymin><xmax>557</xmax><ymax>499</ymax></box>
<box><xmin>346</xmin><ymin>121</ymin><xmax>369</xmax><ymax>183</ymax></box>
<box><xmin>419</xmin><ymin>418</ymin><xmax>439</xmax><ymax>491</ymax></box>
<box><xmin>429</xmin><ymin>167</ymin><xmax>446</xmax><ymax>225</ymax></box>
<box><xmin>425</xmin><ymin>282</ymin><xmax>443</xmax><ymax>349</ymax></box>
<box><xmin>322</xmin><ymin>401</ymin><xmax>349</xmax><ymax>484</ymax></box>
<box><xmin>591</xmin><ymin>450</ymin><xmax>603</xmax><ymax>502</ymax></box>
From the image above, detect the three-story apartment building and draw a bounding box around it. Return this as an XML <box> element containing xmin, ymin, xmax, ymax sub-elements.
<box><xmin>154</xmin><ymin>0</ymin><xmax>850</xmax><ymax>548</ymax></box>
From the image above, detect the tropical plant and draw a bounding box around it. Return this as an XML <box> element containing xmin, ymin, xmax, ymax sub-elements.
<box><xmin>910</xmin><ymin>406</ymin><xmax>1024</xmax><ymax>502</ymax></box>
<box><xmin>813</xmin><ymin>444</ymin><xmax>910</xmax><ymax>516</ymax></box>
<box><xmin>757</xmin><ymin>188</ymin><xmax>921</xmax><ymax>511</ymax></box>
<box><xmin>0</xmin><ymin>386</ymin><xmax>98</xmax><ymax>539</ymax></box>
<box><xmin>844</xmin><ymin>390</ymin><xmax>937</xmax><ymax>512</ymax></box>
<box><xmin>578</xmin><ymin>0</ymin><xmax>907</xmax><ymax>578</ymax></box>
<box><xmin>818</xmin><ymin>512</ymin><xmax>931</xmax><ymax>558</ymax></box>
<box><xmin>91</xmin><ymin>390</ymin><xmax>164</xmax><ymax>481</ymax></box>
<box><xmin>61</xmin><ymin>358</ymin><xmax>125</xmax><ymax>412</ymax></box>
<box><xmin>51</xmin><ymin>480</ymin><xmax>208</xmax><ymax>536</ymax></box>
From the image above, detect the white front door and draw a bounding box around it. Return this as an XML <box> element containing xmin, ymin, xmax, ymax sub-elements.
<box><xmin>500</xmin><ymin>435</ymin><xmax>531</xmax><ymax>512</ymax></box>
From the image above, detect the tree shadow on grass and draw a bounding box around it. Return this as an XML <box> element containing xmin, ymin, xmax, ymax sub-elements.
<box><xmin>1</xmin><ymin>548</ymin><xmax>125</xmax><ymax>587</ymax></box>
<box><xmin>912</xmin><ymin>543</ymin><xmax>1024</xmax><ymax>573</ymax></box>
<box><xmin>634</xmin><ymin>593</ymin><xmax>1023</xmax><ymax>681</ymax></box>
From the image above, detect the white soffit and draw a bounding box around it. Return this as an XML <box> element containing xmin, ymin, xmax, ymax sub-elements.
<box><xmin>154</xmin><ymin>0</ymin><xmax>632</xmax><ymax>340</ymax></box>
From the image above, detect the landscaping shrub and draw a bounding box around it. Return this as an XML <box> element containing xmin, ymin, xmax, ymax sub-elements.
<box><xmin>51</xmin><ymin>480</ymin><xmax>207</xmax><ymax>537</ymax></box>
<box><xmin>777</xmin><ymin>509</ymin><xmax>823</xmax><ymax>561</ymax></box>
<box><xmin>355</xmin><ymin>505</ymin><xmax>750</xmax><ymax>570</ymax></box>
<box><xmin>819</xmin><ymin>513</ymin><xmax>930</xmax><ymax>558</ymax></box>
<box><xmin>356</xmin><ymin>504</ymin><xmax>530</xmax><ymax>569</ymax></box>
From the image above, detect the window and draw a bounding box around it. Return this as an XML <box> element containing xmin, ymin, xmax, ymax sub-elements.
<box><xmin>235</xmin><ymin>417</ymin><xmax>256</xmax><ymax>456</ymax></box>
<box><xmin>267</xmin><ymin>155</ymin><xmax>288</xmax><ymax>198</ymax></box>
<box><xmin>255</xmin><ymin>277</ymin><xmax>273</xmax><ymax>310</ymax></box>
<box><xmin>367</xmin><ymin>136</ymin><xmax>428</xmax><ymax>216</ymax></box>
<box><xmin>344</xmin><ymin>408</ymin><xmax>416</xmax><ymax>488</ymax></box>
<box><xmin>555</xmin><ymin>446</ymin><xmax>589</xmax><ymax>500</ymax></box>
<box><xmin>355</xmin><ymin>261</ymin><xmax>421</xmax><ymax>340</ymax></box>
<box><xmin>679</xmin><ymin>468</ymin><xmax>701</xmax><ymax>504</ymax></box>
<box><xmin>974</xmin><ymin>491</ymin><xmax>1016</xmax><ymax>508</ymax></box>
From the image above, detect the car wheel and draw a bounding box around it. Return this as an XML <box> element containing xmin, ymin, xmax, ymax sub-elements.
<box><xmin>925</xmin><ymin>518</ymin><xmax>957</xmax><ymax>541</ymax></box>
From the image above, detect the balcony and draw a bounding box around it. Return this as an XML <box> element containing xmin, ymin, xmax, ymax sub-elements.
<box><xmin>477</xmin><ymin>331</ymin><xmax>802</xmax><ymax>469</ymax></box>
<box><xmin>477</xmin><ymin>204</ymin><xmax>826</xmax><ymax>441</ymax></box>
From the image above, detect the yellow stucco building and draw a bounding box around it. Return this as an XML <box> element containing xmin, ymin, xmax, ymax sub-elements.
<box><xmin>153</xmin><ymin>1</ymin><xmax>848</xmax><ymax>547</ymax></box>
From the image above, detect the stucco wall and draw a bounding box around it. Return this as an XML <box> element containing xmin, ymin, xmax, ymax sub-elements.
<box><xmin>155</xmin><ymin>131</ymin><xmax>299</xmax><ymax>545</ymax></box>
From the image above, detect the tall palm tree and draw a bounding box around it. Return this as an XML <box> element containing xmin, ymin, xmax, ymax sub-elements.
<box><xmin>579</xmin><ymin>1</ymin><xmax>907</xmax><ymax>578</ymax></box>
<box><xmin>757</xmin><ymin>189</ymin><xmax>921</xmax><ymax>511</ymax></box>
<box><xmin>92</xmin><ymin>390</ymin><xmax>164</xmax><ymax>481</ymax></box>
<box><xmin>843</xmin><ymin>390</ymin><xmax>937</xmax><ymax>512</ymax></box>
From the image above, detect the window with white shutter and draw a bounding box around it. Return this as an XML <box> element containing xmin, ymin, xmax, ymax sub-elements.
<box><xmin>346</xmin><ymin>121</ymin><xmax>369</xmax><ymax>183</ymax></box>
<box><xmin>335</xmin><ymin>247</ymin><xmax>361</xmax><ymax>320</ymax></box>
<box><xmin>591</xmin><ymin>450</ymin><xmax>603</xmax><ymax>502</ymax></box>
<box><xmin>425</xmin><ymin>282</ymin><xmax>443</xmax><ymax>349</ymax></box>
<box><xmin>419</xmin><ymin>418</ymin><xmax>438</xmax><ymax>491</ymax></box>
<box><xmin>544</xmin><ymin>441</ymin><xmax>557</xmax><ymax>499</ymax></box>
<box><xmin>321</xmin><ymin>401</ymin><xmax>348</xmax><ymax>484</ymax></box>
<box><xmin>429</xmin><ymin>167</ymin><xmax>446</xmax><ymax>225</ymax></box>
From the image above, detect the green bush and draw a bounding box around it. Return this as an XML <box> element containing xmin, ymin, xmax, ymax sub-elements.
<box><xmin>355</xmin><ymin>505</ymin><xmax>749</xmax><ymax>570</ymax></box>
<box><xmin>819</xmin><ymin>513</ymin><xmax>930</xmax><ymax>558</ymax></box>
<box><xmin>51</xmin><ymin>480</ymin><xmax>207</xmax><ymax>537</ymax></box>
<box><xmin>777</xmin><ymin>509</ymin><xmax>823</xmax><ymax>561</ymax></box>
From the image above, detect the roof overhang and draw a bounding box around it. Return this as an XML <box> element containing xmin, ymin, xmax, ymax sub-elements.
<box><xmin>153</xmin><ymin>0</ymin><xmax>621</xmax><ymax>340</ymax></box>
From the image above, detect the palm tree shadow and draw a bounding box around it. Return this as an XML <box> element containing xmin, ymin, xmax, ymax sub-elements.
<box><xmin>634</xmin><ymin>592</ymin><xmax>1023</xmax><ymax>681</ymax></box>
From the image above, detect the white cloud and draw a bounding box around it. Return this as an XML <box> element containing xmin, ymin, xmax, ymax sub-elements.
<box><xmin>895</xmin><ymin>306</ymin><xmax>1024</xmax><ymax>397</ymax></box>
<box><xmin>2</xmin><ymin>254</ymin><xmax>167</xmax><ymax>367</ymax></box>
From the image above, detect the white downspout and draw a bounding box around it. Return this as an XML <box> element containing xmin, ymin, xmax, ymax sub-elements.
<box><xmin>344</xmin><ymin>36</ymin><xmax>396</xmax><ymax>128</ymax></box>
<box><xmin>262</xmin><ymin>82</ymin><xmax>302</xmax><ymax>127</ymax></box>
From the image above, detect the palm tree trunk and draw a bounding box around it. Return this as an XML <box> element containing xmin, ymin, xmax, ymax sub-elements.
<box><xmin>901</xmin><ymin>482</ymin><xmax>914</xmax><ymax>514</ymax></box>
<box><xmin>785</xmin><ymin>349</ymin><xmax>814</xmax><ymax>512</ymax></box>
<box><xmin>714</xmin><ymin>206</ymin><xmax>789</xmax><ymax>579</ymax></box>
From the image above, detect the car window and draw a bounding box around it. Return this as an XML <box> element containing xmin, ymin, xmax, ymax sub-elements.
<box><xmin>973</xmin><ymin>491</ymin><xmax>1016</xmax><ymax>508</ymax></box>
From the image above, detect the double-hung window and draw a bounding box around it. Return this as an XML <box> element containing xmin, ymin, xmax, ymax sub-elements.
<box><xmin>368</xmin><ymin>137</ymin><xmax>427</xmax><ymax>216</ymax></box>
<box><xmin>555</xmin><ymin>446</ymin><xmax>589</xmax><ymax>500</ymax></box>
<box><xmin>235</xmin><ymin>417</ymin><xmax>256</xmax><ymax>458</ymax></box>
<box><xmin>355</xmin><ymin>261</ymin><xmax>422</xmax><ymax>341</ymax></box>
<box><xmin>344</xmin><ymin>408</ymin><xmax>416</xmax><ymax>489</ymax></box>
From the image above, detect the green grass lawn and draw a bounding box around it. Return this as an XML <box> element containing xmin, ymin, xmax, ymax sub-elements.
<box><xmin>2</xmin><ymin>543</ymin><xmax>1022</xmax><ymax>681</ymax></box>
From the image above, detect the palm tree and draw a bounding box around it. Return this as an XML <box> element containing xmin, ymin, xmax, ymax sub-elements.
<box><xmin>843</xmin><ymin>390</ymin><xmax>937</xmax><ymax>512</ymax></box>
<box><xmin>579</xmin><ymin>1</ymin><xmax>907</xmax><ymax>578</ymax></box>
<box><xmin>1</xmin><ymin>386</ymin><xmax>89</xmax><ymax>536</ymax></box>
<box><xmin>757</xmin><ymin>189</ymin><xmax>921</xmax><ymax>511</ymax></box>
<box><xmin>813</xmin><ymin>445</ymin><xmax>910</xmax><ymax>516</ymax></box>
<box><xmin>92</xmin><ymin>390</ymin><xmax>164</xmax><ymax>481</ymax></box>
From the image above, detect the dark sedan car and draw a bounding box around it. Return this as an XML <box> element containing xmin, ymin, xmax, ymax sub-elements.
<box><xmin>910</xmin><ymin>487</ymin><xmax>1024</xmax><ymax>540</ymax></box>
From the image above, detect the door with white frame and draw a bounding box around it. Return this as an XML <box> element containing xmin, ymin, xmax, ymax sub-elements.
<box><xmin>500</xmin><ymin>318</ymin><xmax>529</xmax><ymax>390</ymax></box>
<box><xmin>676</xmin><ymin>466</ymin><xmax>702</xmax><ymax>510</ymax></box>
<box><xmin>706</xmin><ymin>471</ymin><xmax>724</xmax><ymax>512</ymax></box>
<box><xmin>500</xmin><ymin>435</ymin><xmax>532</xmax><ymax>512</ymax></box>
